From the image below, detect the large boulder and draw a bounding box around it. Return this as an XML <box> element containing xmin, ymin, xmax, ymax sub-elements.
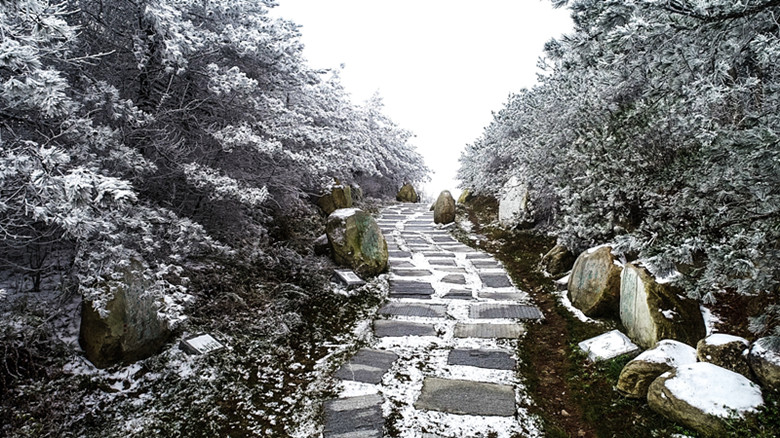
<box><xmin>317</xmin><ymin>182</ymin><xmax>352</xmax><ymax>215</ymax></box>
<box><xmin>567</xmin><ymin>246</ymin><xmax>622</xmax><ymax>317</ymax></box>
<box><xmin>697</xmin><ymin>334</ymin><xmax>752</xmax><ymax>379</ymax></box>
<box><xmin>79</xmin><ymin>261</ymin><xmax>170</xmax><ymax>368</ymax></box>
<box><xmin>457</xmin><ymin>188</ymin><xmax>472</xmax><ymax>204</ymax></box>
<box><xmin>617</xmin><ymin>339</ymin><xmax>697</xmax><ymax>399</ymax></box>
<box><xmin>498</xmin><ymin>176</ymin><xmax>529</xmax><ymax>227</ymax></box>
<box><xmin>326</xmin><ymin>208</ymin><xmax>388</xmax><ymax>277</ymax></box>
<box><xmin>748</xmin><ymin>337</ymin><xmax>780</xmax><ymax>392</ymax></box>
<box><xmin>648</xmin><ymin>363</ymin><xmax>764</xmax><ymax>437</ymax></box>
<box><xmin>620</xmin><ymin>263</ymin><xmax>706</xmax><ymax>349</ymax></box>
<box><xmin>433</xmin><ymin>190</ymin><xmax>456</xmax><ymax>224</ymax></box>
<box><xmin>540</xmin><ymin>244</ymin><xmax>576</xmax><ymax>277</ymax></box>
<box><xmin>396</xmin><ymin>183</ymin><xmax>419</xmax><ymax>203</ymax></box>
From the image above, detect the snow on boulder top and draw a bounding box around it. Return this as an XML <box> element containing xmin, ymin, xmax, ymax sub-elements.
<box><xmin>703</xmin><ymin>333</ymin><xmax>749</xmax><ymax>347</ymax></box>
<box><xmin>586</xmin><ymin>243</ymin><xmax>612</xmax><ymax>254</ymax></box>
<box><xmin>663</xmin><ymin>362</ymin><xmax>763</xmax><ymax>418</ymax></box>
<box><xmin>634</xmin><ymin>339</ymin><xmax>697</xmax><ymax>366</ymax></box>
<box><xmin>330</xmin><ymin>208</ymin><xmax>361</xmax><ymax>219</ymax></box>
<box><xmin>751</xmin><ymin>338</ymin><xmax>780</xmax><ymax>365</ymax></box>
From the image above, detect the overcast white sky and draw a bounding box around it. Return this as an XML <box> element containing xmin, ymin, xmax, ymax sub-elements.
<box><xmin>271</xmin><ymin>1</ymin><xmax>572</xmax><ymax>199</ymax></box>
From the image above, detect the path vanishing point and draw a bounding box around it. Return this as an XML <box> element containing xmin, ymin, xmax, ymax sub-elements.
<box><xmin>323</xmin><ymin>204</ymin><xmax>545</xmax><ymax>437</ymax></box>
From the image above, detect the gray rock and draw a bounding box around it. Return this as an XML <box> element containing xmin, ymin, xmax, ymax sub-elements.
<box><xmin>498</xmin><ymin>176</ymin><xmax>530</xmax><ymax>227</ymax></box>
<box><xmin>454</xmin><ymin>323</ymin><xmax>524</xmax><ymax>339</ymax></box>
<box><xmin>448</xmin><ymin>349</ymin><xmax>516</xmax><ymax>370</ymax></box>
<box><xmin>374</xmin><ymin>320</ymin><xmax>437</xmax><ymax>337</ymax></box>
<box><xmin>323</xmin><ymin>394</ymin><xmax>383</xmax><ymax>437</ymax></box>
<box><xmin>749</xmin><ymin>337</ymin><xmax>780</xmax><ymax>392</ymax></box>
<box><xmin>469</xmin><ymin>304</ymin><xmax>543</xmax><ymax>320</ymax></box>
<box><xmin>334</xmin><ymin>349</ymin><xmax>399</xmax><ymax>384</ymax></box>
<box><xmin>415</xmin><ymin>377</ymin><xmax>516</xmax><ymax>416</ymax></box>
<box><xmin>433</xmin><ymin>191</ymin><xmax>456</xmax><ymax>225</ymax></box>
<box><xmin>620</xmin><ymin>262</ymin><xmax>706</xmax><ymax>349</ymax></box>
<box><xmin>567</xmin><ymin>246</ymin><xmax>622</xmax><ymax>317</ymax></box>
<box><xmin>396</xmin><ymin>183</ymin><xmax>420</xmax><ymax>203</ymax></box>
<box><xmin>617</xmin><ymin>339</ymin><xmax>697</xmax><ymax>399</ymax></box>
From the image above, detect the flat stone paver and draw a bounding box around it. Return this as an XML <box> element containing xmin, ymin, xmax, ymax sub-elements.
<box><xmin>436</xmin><ymin>268</ymin><xmax>467</xmax><ymax>274</ymax></box>
<box><xmin>478</xmin><ymin>292</ymin><xmax>529</xmax><ymax>301</ymax></box>
<box><xmin>414</xmin><ymin>377</ymin><xmax>516</xmax><ymax>416</ymax></box>
<box><xmin>323</xmin><ymin>394</ymin><xmax>384</xmax><ymax>437</ymax></box>
<box><xmin>389</xmin><ymin>280</ymin><xmax>434</xmax><ymax>299</ymax></box>
<box><xmin>334</xmin><ymin>349</ymin><xmax>399</xmax><ymax>384</ymax></box>
<box><xmin>441</xmin><ymin>274</ymin><xmax>466</xmax><ymax>284</ymax></box>
<box><xmin>454</xmin><ymin>323</ymin><xmax>525</xmax><ymax>339</ymax></box>
<box><xmin>470</xmin><ymin>304</ymin><xmax>543</xmax><ymax>320</ymax></box>
<box><xmin>442</xmin><ymin>289</ymin><xmax>475</xmax><ymax>300</ymax></box>
<box><xmin>392</xmin><ymin>269</ymin><xmax>433</xmax><ymax>277</ymax></box>
<box><xmin>392</xmin><ymin>261</ymin><xmax>415</xmax><ymax>268</ymax></box>
<box><xmin>374</xmin><ymin>320</ymin><xmax>437</xmax><ymax>337</ymax></box>
<box><xmin>438</xmin><ymin>246</ymin><xmax>474</xmax><ymax>253</ymax></box>
<box><xmin>388</xmin><ymin>250</ymin><xmax>412</xmax><ymax>258</ymax></box>
<box><xmin>448</xmin><ymin>349</ymin><xmax>516</xmax><ymax>370</ymax></box>
<box><xmin>479</xmin><ymin>273</ymin><xmax>513</xmax><ymax>288</ymax></box>
<box><xmin>427</xmin><ymin>258</ymin><xmax>456</xmax><ymax>266</ymax></box>
<box><xmin>379</xmin><ymin>303</ymin><xmax>447</xmax><ymax>318</ymax></box>
<box><xmin>422</xmin><ymin>252</ymin><xmax>454</xmax><ymax>258</ymax></box>
<box><xmin>470</xmin><ymin>259</ymin><xmax>502</xmax><ymax>268</ymax></box>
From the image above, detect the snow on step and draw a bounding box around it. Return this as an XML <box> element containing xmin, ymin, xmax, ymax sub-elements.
<box><xmin>454</xmin><ymin>323</ymin><xmax>525</xmax><ymax>339</ymax></box>
<box><xmin>334</xmin><ymin>349</ymin><xmax>399</xmax><ymax>384</ymax></box>
<box><xmin>448</xmin><ymin>349</ymin><xmax>516</xmax><ymax>370</ymax></box>
<box><xmin>374</xmin><ymin>320</ymin><xmax>437</xmax><ymax>337</ymax></box>
<box><xmin>379</xmin><ymin>303</ymin><xmax>448</xmax><ymax>318</ymax></box>
<box><xmin>323</xmin><ymin>394</ymin><xmax>384</xmax><ymax>438</ymax></box>
<box><xmin>414</xmin><ymin>377</ymin><xmax>516</xmax><ymax>416</ymax></box>
<box><xmin>469</xmin><ymin>303</ymin><xmax>543</xmax><ymax>320</ymax></box>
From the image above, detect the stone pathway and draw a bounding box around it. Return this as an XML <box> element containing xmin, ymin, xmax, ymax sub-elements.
<box><xmin>324</xmin><ymin>204</ymin><xmax>544</xmax><ymax>437</ymax></box>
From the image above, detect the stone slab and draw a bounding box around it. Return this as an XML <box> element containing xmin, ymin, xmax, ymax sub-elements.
<box><xmin>578</xmin><ymin>329</ymin><xmax>640</xmax><ymax>362</ymax></box>
<box><xmin>441</xmin><ymin>274</ymin><xmax>467</xmax><ymax>285</ymax></box>
<box><xmin>478</xmin><ymin>292</ymin><xmax>529</xmax><ymax>301</ymax></box>
<box><xmin>470</xmin><ymin>260</ymin><xmax>502</xmax><ymax>268</ymax></box>
<box><xmin>439</xmin><ymin>246</ymin><xmax>474</xmax><ymax>253</ymax></box>
<box><xmin>431</xmin><ymin>236</ymin><xmax>457</xmax><ymax>243</ymax></box>
<box><xmin>334</xmin><ymin>349</ymin><xmax>399</xmax><ymax>384</ymax></box>
<box><xmin>427</xmin><ymin>258</ymin><xmax>456</xmax><ymax>266</ymax></box>
<box><xmin>323</xmin><ymin>394</ymin><xmax>383</xmax><ymax>437</ymax></box>
<box><xmin>390</xmin><ymin>261</ymin><xmax>415</xmax><ymax>268</ymax></box>
<box><xmin>379</xmin><ymin>303</ymin><xmax>447</xmax><ymax>318</ymax></box>
<box><xmin>392</xmin><ymin>269</ymin><xmax>433</xmax><ymax>277</ymax></box>
<box><xmin>454</xmin><ymin>323</ymin><xmax>524</xmax><ymax>339</ymax></box>
<box><xmin>422</xmin><ymin>252</ymin><xmax>455</xmax><ymax>258</ymax></box>
<box><xmin>469</xmin><ymin>304</ymin><xmax>543</xmax><ymax>320</ymax></box>
<box><xmin>466</xmin><ymin>253</ymin><xmax>493</xmax><ymax>259</ymax></box>
<box><xmin>374</xmin><ymin>320</ymin><xmax>437</xmax><ymax>337</ymax></box>
<box><xmin>448</xmin><ymin>349</ymin><xmax>516</xmax><ymax>370</ymax></box>
<box><xmin>414</xmin><ymin>377</ymin><xmax>516</xmax><ymax>416</ymax></box>
<box><xmin>389</xmin><ymin>281</ymin><xmax>434</xmax><ymax>298</ymax></box>
<box><xmin>479</xmin><ymin>273</ymin><xmax>513</xmax><ymax>288</ymax></box>
<box><xmin>443</xmin><ymin>289</ymin><xmax>475</xmax><ymax>300</ymax></box>
<box><xmin>436</xmin><ymin>268</ymin><xmax>467</xmax><ymax>274</ymax></box>
<box><xmin>388</xmin><ymin>250</ymin><xmax>412</xmax><ymax>259</ymax></box>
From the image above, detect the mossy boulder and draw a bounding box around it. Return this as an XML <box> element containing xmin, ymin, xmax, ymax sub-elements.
<box><xmin>620</xmin><ymin>263</ymin><xmax>706</xmax><ymax>349</ymax></box>
<box><xmin>567</xmin><ymin>246</ymin><xmax>622</xmax><ymax>317</ymax></box>
<box><xmin>396</xmin><ymin>183</ymin><xmax>419</xmax><ymax>203</ymax></box>
<box><xmin>457</xmin><ymin>189</ymin><xmax>472</xmax><ymax>204</ymax></box>
<box><xmin>648</xmin><ymin>363</ymin><xmax>764</xmax><ymax>437</ymax></box>
<box><xmin>749</xmin><ymin>337</ymin><xmax>780</xmax><ymax>392</ymax></box>
<box><xmin>697</xmin><ymin>334</ymin><xmax>752</xmax><ymax>379</ymax></box>
<box><xmin>617</xmin><ymin>339</ymin><xmax>697</xmax><ymax>399</ymax></box>
<box><xmin>79</xmin><ymin>261</ymin><xmax>170</xmax><ymax>368</ymax></box>
<box><xmin>433</xmin><ymin>190</ymin><xmax>456</xmax><ymax>224</ymax></box>
<box><xmin>318</xmin><ymin>184</ymin><xmax>353</xmax><ymax>215</ymax></box>
<box><xmin>540</xmin><ymin>244</ymin><xmax>576</xmax><ymax>276</ymax></box>
<box><xmin>326</xmin><ymin>208</ymin><xmax>388</xmax><ymax>277</ymax></box>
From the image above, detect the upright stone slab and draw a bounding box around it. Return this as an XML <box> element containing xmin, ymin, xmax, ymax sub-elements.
<box><xmin>567</xmin><ymin>246</ymin><xmax>622</xmax><ymax>317</ymax></box>
<box><xmin>79</xmin><ymin>260</ymin><xmax>170</xmax><ymax>368</ymax></box>
<box><xmin>323</xmin><ymin>394</ymin><xmax>384</xmax><ymax>438</ymax></box>
<box><xmin>498</xmin><ymin>176</ymin><xmax>530</xmax><ymax>227</ymax></box>
<box><xmin>326</xmin><ymin>208</ymin><xmax>388</xmax><ymax>277</ymax></box>
<box><xmin>433</xmin><ymin>190</ymin><xmax>456</xmax><ymax>225</ymax></box>
<box><xmin>620</xmin><ymin>263</ymin><xmax>706</xmax><ymax>349</ymax></box>
<box><xmin>415</xmin><ymin>377</ymin><xmax>516</xmax><ymax>416</ymax></box>
<box><xmin>748</xmin><ymin>337</ymin><xmax>780</xmax><ymax>392</ymax></box>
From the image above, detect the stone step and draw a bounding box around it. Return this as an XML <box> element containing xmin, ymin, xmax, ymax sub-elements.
<box><xmin>323</xmin><ymin>394</ymin><xmax>384</xmax><ymax>438</ymax></box>
<box><xmin>379</xmin><ymin>303</ymin><xmax>447</xmax><ymax>318</ymax></box>
<box><xmin>454</xmin><ymin>323</ymin><xmax>525</xmax><ymax>339</ymax></box>
<box><xmin>334</xmin><ymin>349</ymin><xmax>399</xmax><ymax>384</ymax></box>
<box><xmin>414</xmin><ymin>377</ymin><xmax>516</xmax><ymax>417</ymax></box>
<box><xmin>388</xmin><ymin>250</ymin><xmax>412</xmax><ymax>259</ymax></box>
<box><xmin>469</xmin><ymin>303</ymin><xmax>543</xmax><ymax>320</ymax></box>
<box><xmin>427</xmin><ymin>258</ymin><xmax>456</xmax><ymax>266</ymax></box>
<box><xmin>470</xmin><ymin>259</ymin><xmax>502</xmax><ymax>269</ymax></box>
<box><xmin>422</xmin><ymin>252</ymin><xmax>455</xmax><ymax>258</ymax></box>
<box><xmin>478</xmin><ymin>273</ymin><xmax>513</xmax><ymax>288</ymax></box>
<box><xmin>442</xmin><ymin>289</ymin><xmax>475</xmax><ymax>300</ymax></box>
<box><xmin>389</xmin><ymin>281</ymin><xmax>434</xmax><ymax>299</ymax></box>
<box><xmin>447</xmin><ymin>349</ymin><xmax>516</xmax><ymax>370</ymax></box>
<box><xmin>478</xmin><ymin>292</ymin><xmax>529</xmax><ymax>301</ymax></box>
<box><xmin>391</xmin><ymin>269</ymin><xmax>433</xmax><ymax>277</ymax></box>
<box><xmin>441</xmin><ymin>274</ymin><xmax>466</xmax><ymax>284</ymax></box>
<box><xmin>374</xmin><ymin>320</ymin><xmax>437</xmax><ymax>337</ymax></box>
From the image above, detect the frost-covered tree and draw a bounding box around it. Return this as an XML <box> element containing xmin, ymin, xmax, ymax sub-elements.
<box><xmin>459</xmin><ymin>0</ymin><xmax>780</xmax><ymax>341</ymax></box>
